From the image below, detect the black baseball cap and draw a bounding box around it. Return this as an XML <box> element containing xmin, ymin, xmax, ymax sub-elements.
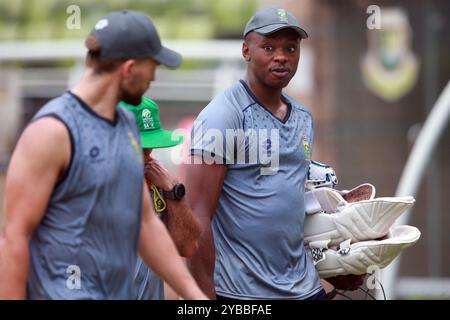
<box><xmin>243</xmin><ymin>7</ymin><xmax>308</xmax><ymax>39</ymax></box>
<box><xmin>88</xmin><ymin>11</ymin><xmax>182</xmax><ymax>69</ymax></box>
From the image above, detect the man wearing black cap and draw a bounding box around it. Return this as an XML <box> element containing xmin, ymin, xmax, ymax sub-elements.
<box><xmin>186</xmin><ymin>7</ymin><xmax>363</xmax><ymax>300</ymax></box>
<box><xmin>0</xmin><ymin>11</ymin><xmax>206</xmax><ymax>300</ymax></box>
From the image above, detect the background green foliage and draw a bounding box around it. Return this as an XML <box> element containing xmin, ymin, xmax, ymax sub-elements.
<box><xmin>0</xmin><ymin>0</ymin><xmax>259</xmax><ymax>40</ymax></box>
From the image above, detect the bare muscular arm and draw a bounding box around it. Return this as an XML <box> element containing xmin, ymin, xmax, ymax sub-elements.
<box><xmin>184</xmin><ymin>156</ymin><xmax>227</xmax><ymax>299</ymax></box>
<box><xmin>138</xmin><ymin>184</ymin><xmax>207</xmax><ymax>299</ymax></box>
<box><xmin>143</xmin><ymin>155</ymin><xmax>201</xmax><ymax>257</ymax></box>
<box><xmin>0</xmin><ymin>118</ymin><xmax>70</xmax><ymax>299</ymax></box>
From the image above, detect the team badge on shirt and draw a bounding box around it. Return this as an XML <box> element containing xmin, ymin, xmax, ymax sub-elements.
<box><xmin>302</xmin><ymin>134</ymin><xmax>311</xmax><ymax>160</ymax></box>
<box><xmin>128</xmin><ymin>131</ymin><xmax>143</xmax><ymax>163</ymax></box>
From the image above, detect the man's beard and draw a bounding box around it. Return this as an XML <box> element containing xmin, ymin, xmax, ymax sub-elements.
<box><xmin>121</xmin><ymin>88</ymin><xmax>143</xmax><ymax>106</ymax></box>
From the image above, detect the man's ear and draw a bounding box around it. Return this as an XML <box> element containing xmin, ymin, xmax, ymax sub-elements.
<box><xmin>120</xmin><ymin>59</ymin><xmax>136</xmax><ymax>78</ymax></box>
<box><xmin>242</xmin><ymin>42</ymin><xmax>250</xmax><ymax>62</ymax></box>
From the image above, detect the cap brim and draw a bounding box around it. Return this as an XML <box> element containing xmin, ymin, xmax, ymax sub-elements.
<box><xmin>153</xmin><ymin>46</ymin><xmax>182</xmax><ymax>69</ymax></box>
<box><xmin>255</xmin><ymin>24</ymin><xmax>308</xmax><ymax>39</ymax></box>
<box><xmin>141</xmin><ymin>129</ymin><xmax>185</xmax><ymax>149</ymax></box>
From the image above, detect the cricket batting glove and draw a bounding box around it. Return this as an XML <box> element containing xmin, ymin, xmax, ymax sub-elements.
<box><xmin>308</xmin><ymin>225</ymin><xmax>420</xmax><ymax>278</ymax></box>
<box><xmin>305</xmin><ymin>160</ymin><xmax>338</xmax><ymax>191</ymax></box>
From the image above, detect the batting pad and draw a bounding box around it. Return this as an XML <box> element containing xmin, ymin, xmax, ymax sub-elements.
<box><xmin>308</xmin><ymin>225</ymin><xmax>421</xmax><ymax>278</ymax></box>
<box><xmin>304</xmin><ymin>187</ymin><xmax>415</xmax><ymax>246</ymax></box>
<box><xmin>339</xmin><ymin>183</ymin><xmax>376</xmax><ymax>203</ymax></box>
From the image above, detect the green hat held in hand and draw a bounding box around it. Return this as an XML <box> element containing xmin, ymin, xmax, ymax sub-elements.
<box><xmin>120</xmin><ymin>97</ymin><xmax>184</xmax><ymax>149</ymax></box>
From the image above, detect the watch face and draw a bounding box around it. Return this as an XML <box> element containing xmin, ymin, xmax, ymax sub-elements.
<box><xmin>174</xmin><ymin>183</ymin><xmax>186</xmax><ymax>199</ymax></box>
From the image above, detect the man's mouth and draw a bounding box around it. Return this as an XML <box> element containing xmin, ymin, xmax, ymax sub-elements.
<box><xmin>270</xmin><ymin>67</ymin><xmax>290</xmax><ymax>78</ymax></box>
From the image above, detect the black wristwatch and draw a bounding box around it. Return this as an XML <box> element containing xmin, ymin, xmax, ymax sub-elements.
<box><xmin>163</xmin><ymin>183</ymin><xmax>186</xmax><ymax>200</ymax></box>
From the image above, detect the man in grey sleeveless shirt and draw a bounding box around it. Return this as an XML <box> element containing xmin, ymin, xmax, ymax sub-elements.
<box><xmin>0</xmin><ymin>11</ymin><xmax>206</xmax><ymax>300</ymax></box>
<box><xmin>186</xmin><ymin>8</ymin><xmax>363</xmax><ymax>300</ymax></box>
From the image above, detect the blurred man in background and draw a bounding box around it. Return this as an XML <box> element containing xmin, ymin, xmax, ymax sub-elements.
<box><xmin>121</xmin><ymin>97</ymin><xmax>201</xmax><ymax>299</ymax></box>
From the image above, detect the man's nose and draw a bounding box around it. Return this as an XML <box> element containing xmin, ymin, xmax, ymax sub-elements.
<box><xmin>273</xmin><ymin>50</ymin><xmax>288</xmax><ymax>63</ymax></box>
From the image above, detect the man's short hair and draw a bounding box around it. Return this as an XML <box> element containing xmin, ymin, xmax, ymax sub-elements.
<box><xmin>85</xmin><ymin>35</ymin><xmax>125</xmax><ymax>74</ymax></box>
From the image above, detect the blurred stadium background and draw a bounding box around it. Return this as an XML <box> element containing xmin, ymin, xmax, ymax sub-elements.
<box><xmin>0</xmin><ymin>0</ymin><xmax>449</xmax><ymax>299</ymax></box>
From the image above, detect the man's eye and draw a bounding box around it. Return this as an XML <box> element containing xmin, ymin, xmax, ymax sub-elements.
<box><xmin>263</xmin><ymin>46</ymin><xmax>273</xmax><ymax>52</ymax></box>
<box><xmin>287</xmin><ymin>47</ymin><xmax>296</xmax><ymax>53</ymax></box>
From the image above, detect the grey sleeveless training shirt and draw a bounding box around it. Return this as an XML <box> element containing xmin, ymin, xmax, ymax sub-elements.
<box><xmin>27</xmin><ymin>92</ymin><xmax>144</xmax><ymax>299</ymax></box>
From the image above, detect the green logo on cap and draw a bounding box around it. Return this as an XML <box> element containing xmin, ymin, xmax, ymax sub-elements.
<box><xmin>142</xmin><ymin>109</ymin><xmax>155</xmax><ymax>129</ymax></box>
<box><xmin>277</xmin><ymin>9</ymin><xmax>288</xmax><ymax>22</ymax></box>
